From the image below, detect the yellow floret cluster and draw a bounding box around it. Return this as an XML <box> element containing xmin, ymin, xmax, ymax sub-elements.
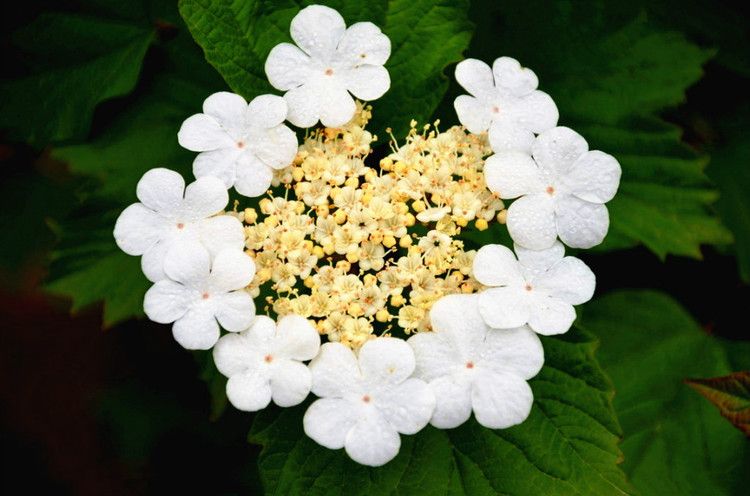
<box><xmin>236</xmin><ymin>104</ymin><xmax>504</xmax><ymax>349</ymax></box>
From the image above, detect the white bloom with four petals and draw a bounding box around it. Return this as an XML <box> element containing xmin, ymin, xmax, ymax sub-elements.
<box><xmin>485</xmin><ymin>126</ymin><xmax>622</xmax><ymax>249</ymax></box>
<box><xmin>144</xmin><ymin>243</ymin><xmax>256</xmax><ymax>350</ymax></box>
<box><xmin>303</xmin><ymin>337</ymin><xmax>435</xmax><ymax>467</ymax></box>
<box><xmin>114</xmin><ymin>168</ymin><xmax>244</xmax><ymax>282</ymax></box>
<box><xmin>454</xmin><ymin>57</ymin><xmax>558</xmax><ymax>153</ymax></box>
<box><xmin>265</xmin><ymin>5</ymin><xmax>391</xmax><ymax>128</ymax></box>
<box><xmin>213</xmin><ymin>315</ymin><xmax>320</xmax><ymax>411</ymax></box>
<box><xmin>473</xmin><ymin>242</ymin><xmax>595</xmax><ymax>335</ymax></box>
<box><xmin>178</xmin><ymin>92</ymin><xmax>298</xmax><ymax>197</ymax></box>
<box><xmin>408</xmin><ymin>294</ymin><xmax>543</xmax><ymax>429</ymax></box>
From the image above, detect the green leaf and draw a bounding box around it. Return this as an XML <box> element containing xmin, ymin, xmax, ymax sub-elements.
<box><xmin>178</xmin><ymin>0</ymin><xmax>472</xmax><ymax>135</ymax></box>
<box><xmin>460</xmin><ymin>1</ymin><xmax>731</xmax><ymax>258</ymax></box>
<box><xmin>45</xmin><ymin>15</ymin><xmax>225</xmax><ymax>325</ymax></box>
<box><xmin>580</xmin><ymin>290</ymin><xmax>750</xmax><ymax>495</ymax></box>
<box><xmin>686</xmin><ymin>372</ymin><xmax>750</xmax><ymax>436</ymax></box>
<box><xmin>248</xmin><ymin>326</ymin><xmax>633</xmax><ymax>495</ymax></box>
<box><xmin>0</xmin><ymin>10</ymin><xmax>154</xmax><ymax>145</ymax></box>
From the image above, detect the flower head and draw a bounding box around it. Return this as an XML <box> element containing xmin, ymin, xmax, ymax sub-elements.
<box><xmin>485</xmin><ymin>126</ymin><xmax>621</xmax><ymax>249</ymax></box>
<box><xmin>178</xmin><ymin>92</ymin><xmax>298</xmax><ymax>197</ymax></box>
<box><xmin>408</xmin><ymin>294</ymin><xmax>543</xmax><ymax>429</ymax></box>
<box><xmin>303</xmin><ymin>337</ymin><xmax>435</xmax><ymax>466</ymax></box>
<box><xmin>213</xmin><ymin>315</ymin><xmax>320</xmax><ymax>411</ymax></box>
<box><xmin>114</xmin><ymin>168</ymin><xmax>243</xmax><ymax>282</ymax></box>
<box><xmin>265</xmin><ymin>5</ymin><xmax>391</xmax><ymax>128</ymax></box>
<box><xmin>473</xmin><ymin>242</ymin><xmax>595</xmax><ymax>335</ymax></box>
<box><xmin>454</xmin><ymin>57</ymin><xmax>558</xmax><ymax>153</ymax></box>
<box><xmin>144</xmin><ymin>244</ymin><xmax>256</xmax><ymax>349</ymax></box>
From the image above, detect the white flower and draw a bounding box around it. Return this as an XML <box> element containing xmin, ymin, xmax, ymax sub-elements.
<box><xmin>473</xmin><ymin>242</ymin><xmax>594</xmax><ymax>335</ymax></box>
<box><xmin>265</xmin><ymin>5</ymin><xmax>391</xmax><ymax>128</ymax></box>
<box><xmin>114</xmin><ymin>168</ymin><xmax>244</xmax><ymax>282</ymax></box>
<box><xmin>454</xmin><ymin>57</ymin><xmax>558</xmax><ymax>153</ymax></box>
<box><xmin>408</xmin><ymin>294</ymin><xmax>543</xmax><ymax>429</ymax></box>
<box><xmin>485</xmin><ymin>126</ymin><xmax>621</xmax><ymax>249</ymax></box>
<box><xmin>303</xmin><ymin>337</ymin><xmax>435</xmax><ymax>467</ymax></box>
<box><xmin>144</xmin><ymin>243</ymin><xmax>256</xmax><ymax>350</ymax></box>
<box><xmin>213</xmin><ymin>315</ymin><xmax>320</xmax><ymax>411</ymax></box>
<box><xmin>178</xmin><ymin>92</ymin><xmax>298</xmax><ymax>197</ymax></box>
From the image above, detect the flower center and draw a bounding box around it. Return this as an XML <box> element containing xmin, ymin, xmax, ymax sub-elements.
<box><xmin>176</xmin><ymin>222</ymin><xmax>185</xmax><ymax>229</ymax></box>
<box><xmin>201</xmin><ymin>292</ymin><xmax>210</xmax><ymax>299</ymax></box>
<box><xmin>361</xmin><ymin>394</ymin><xmax>371</xmax><ymax>403</ymax></box>
<box><xmin>525</xmin><ymin>284</ymin><xmax>533</xmax><ymax>292</ymax></box>
<box><xmin>264</xmin><ymin>354</ymin><xmax>274</xmax><ymax>363</ymax></box>
<box><xmin>359</xmin><ymin>53</ymin><xmax>366</xmax><ymax>59</ymax></box>
<box><xmin>324</xmin><ymin>68</ymin><xmax>334</xmax><ymax>76</ymax></box>
<box><xmin>546</xmin><ymin>185</ymin><xmax>555</xmax><ymax>195</ymax></box>
<box><xmin>236</xmin><ymin>140</ymin><xmax>245</xmax><ymax>149</ymax></box>
<box><xmin>491</xmin><ymin>105</ymin><xmax>500</xmax><ymax>114</ymax></box>
<box><xmin>465</xmin><ymin>361</ymin><xmax>474</xmax><ymax>369</ymax></box>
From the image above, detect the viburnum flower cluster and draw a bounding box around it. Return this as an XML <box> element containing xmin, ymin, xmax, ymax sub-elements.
<box><xmin>113</xmin><ymin>4</ymin><xmax>621</xmax><ymax>467</ymax></box>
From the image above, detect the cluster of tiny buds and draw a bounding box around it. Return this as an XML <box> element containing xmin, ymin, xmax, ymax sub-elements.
<box><xmin>228</xmin><ymin>104</ymin><xmax>506</xmax><ymax>348</ymax></box>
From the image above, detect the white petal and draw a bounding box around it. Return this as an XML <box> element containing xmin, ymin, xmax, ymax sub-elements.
<box><xmin>209</xmin><ymin>249</ymin><xmax>255</xmax><ymax>292</ymax></box>
<box><xmin>408</xmin><ymin>332</ymin><xmax>458</xmax><ymax>383</ymax></box>
<box><xmin>214</xmin><ymin>290</ymin><xmax>255</xmax><ymax>332</ymax></box>
<box><xmin>481</xmin><ymin>326</ymin><xmax>544</xmax><ymax>379</ymax></box>
<box><xmin>202</xmin><ymin>91</ymin><xmax>248</xmax><ymax>136</ymax></box>
<box><xmin>506</xmin><ymin>193</ymin><xmax>558</xmax><ymax>250</ymax></box>
<box><xmin>345</xmin><ymin>412</ymin><xmax>400</xmax><ymax>467</ymax></box>
<box><xmin>144</xmin><ymin>280</ymin><xmax>192</xmax><ymax>323</ymax></box>
<box><xmin>172</xmin><ymin>303</ymin><xmax>220</xmax><ymax>350</ymax></box>
<box><xmin>275</xmin><ymin>315</ymin><xmax>320</xmax><ymax>361</ymax></box>
<box><xmin>535</xmin><ymin>257</ymin><xmax>595</xmax><ymax>305</ymax></box>
<box><xmin>284</xmin><ymin>83</ymin><xmax>321</xmax><ymax>128</ymax></box>
<box><xmin>247</xmin><ymin>94</ymin><xmax>288</xmax><ymax>128</ymax></box>
<box><xmin>554</xmin><ymin>195</ymin><xmax>610</xmax><ymax>249</ymax></box>
<box><xmin>245</xmin><ymin>315</ymin><xmax>278</xmax><ymax>347</ymax></box>
<box><xmin>455</xmin><ymin>58</ymin><xmax>495</xmax><ymax>98</ymax></box>
<box><xmin>513</xmin><ymin>90</ymin><xmax>559</xmax><ymax>133</ymax></box>
<box><xmin>270</xmin><ymin>359</ymin><xmax>312</xmax><ymax>407</ymax></box>
<box><xmin>197</xmin><ymin>215</ymin><xmax>245</xmax><ymax>257</ymax></box>
<box><xmin>472</xmin><ymin>244</ymin><xmax>524</xmax><ymax>287</ymax></box>
<box><xmin>178</xmin><ymin>114</ymin><xmax>234</xmax><ymax>152</ymax></box>
<box><xmin>181</xmin><ymin>176</ymin><xmax>229</xmax><ymax>220</ymax></box>
<box><xmin>471</xmin><ymin>370</ymin><xmax>534</xmax><ymax>429</ymax></box>
<box><xmin>304</xmin><ymin>398</ymin><xmax>358</xmax><ymax>449</ymax></box>
<box><xmin>478</xmin><ymin>286</ymin><xmax>530</xmax><ymax>329</ymax></box>
<box><xmin>319</xmin><ymin>81</ymin><xmax>357</xmax><ymax>128</ymax></box>
<box><xmin>163</xmin><ymin>241</ymin><xmax>210</xmax><ymax>287</ymax></box>
<box><xmin>136</xmin><ymin>168</ymin><xmax>184</xmax><ymax>216</ymax></box>
<box><xmin>514</xmin><ymin>241</ymin><xmax>565</xmax><ymax>279</ymax></box>
<box><xmin>492</xmin><ymin>57</ymin><xmax>538</xmax><ymax>97</ymax></box>
<box><xmin>193</xmin><ymin>148</ymin><xmax>242</xmax><ymax>188</ymax></box>
<box><xmin>428</xmin><ymin>374</ymin><xmax>473</xmax><ymax>429</ymax></box>
<box><xmin>488</xmin><ymin>118</ymin><xmax>536</xmax><ymax>154</ymax></box>
<box><xmin>532</xmin><ymin>127</ymin><xmax>588</xmax><ymax>177</ymax></box>
<box><xmin>265</xmin><ymin>43</ymin><xmax>313</xmax><ymax>91</ymax></box>
<box><xmin>344</xmin><ymin>65</ymin><xmax>390</xmax><ymax>101</ymax></box>
<box><xmin>358</xmin><ymin>337</ymin><xmax>415</xmax><ymax>386</ymax></box>
<box><xmin>427</xmin><ymin>294</ymin><xmax>488</xmax><ymax>357</ymax></box>
<box><xmin>454</xmin><ymin>95</ymin><xmax>492</xmax><ymax>134</ymax></box>
<box><xmin>290</xmin><ymin>5</ymin><xmax>346</xmax><ymax>59</ymax></box>
<box><xmin>377</xmin><ymin>378</ymin><xmax>435</xmax><ymax>435</ymax></box>
<box><xmin>564</xmin><ymin>150</ymin><xmax>621</xmax><ymax>203</ymax></box>
<box><xmin>337</xmin><ymin>22</ymin><xmax>391</xmax><ymax>66</ymax></box>
<box><xmin>234</xmin><ymin>153</ymin><xmax>274</xmax><ymax>197</ymax></box>
<box><xmin>213</xmin><ymin>331</ymin><xmax>260</xmax><ymax>377</ymax></box>
<box><xmin>484</xmin><ymin>151</ymin><xmax>544</xmax><ymax>199</ymax></box>
<box><xmin>249</xmin><ymin>124</ymin><xmax>298</xmax><ymax>170</ymax></box>
<box><xmin>141</xmin><ymin>240</ymin><xmax>169</xmax><ymax>282</ymax></box>
<box><xmin>114</xmin><ymin>203</ymin><xmax>166</xmax><ymax>255</ymax></box>
<box><xmin>309</xmin><ymin>342</ymin><xmax>361</xmax><ymax>397</ymax></box>
<box><xmin>226</xmin><ymin>372</ymin><xmax>272</xmax><ymax>411</ymax></box>
<box><xmin>527</xmin><ymin>296</ymin><xmax>576</xmax><ymax>335</ymax></box>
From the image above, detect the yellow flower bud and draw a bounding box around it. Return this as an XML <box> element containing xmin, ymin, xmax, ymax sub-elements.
<box><xmin>455</xmin><ymin>216</ymin><xmax>468</xmax><ymax>227</ymax></box>
<box><xmin>475</xmin><ymin>218</ymin><xmax>489</xmax><ymax>231</ymax></box>
<box><xmin>312</xmin><ymin>245</ymin><xmax>324</xmax><ymax>259</ymax></box>
<box><xmin>294</xmin><ymin>201</ymin><xmax>305</xmax><ymax>214</ymax></box>
<box><xmin>345</xmin><ymin>177</ymin><xmax>359</xmax><ymax>188</ymax></box>
<box><xmin>315</xmin><ymin>204</ymin><xmax>329</xmax><ymax>217</ymax></box>
<box><xmin>259</xmin><ymin>198</ymin><xmax>273</xmax><ymax>214</ymax></box>
<box><xmin>243</xmin><ymin>208</ymin><xmax>258</xmax><ymax>224</ymax></box>
<box><xmin>333</xmin><ymin>209</ymin><xmax>347</xmax><ymax>224</ymax></box>
<box><xmin>496</xmin><ymin>210</ymin><xmax>508</xmax><ymax>224</ymax></box>
<box><xmin>304</xmin><ymin>277</ymin><xmax>315</xmax><ymax>288</ymax></box>
<box><xmin>346</xmin><ymin>250</ymin><xmax>360</xmax><ymax>263</ymax></box>
<box><xmin>404</xmin><ymin>213</ymin><xmax>415</xmax><ymax>227</ymax></box>
<box><xmin>348</xmin><ymin>302</ymin><xmax>364</xmax><ymax>317</ymax></box>
<box><xmin>394</xmin><ymin>161</ymin><xmax>407</xmax><ymax>175</ymax></box>
<box><xmin>292</xmin><ymin>167</ymin><xmax>305</xmax><ymax>182</ymax></box>
<box><xmin>375</xmin><ymin>309</ymin><xmax>390</xmax><ymax>322</ymax></box>
<box><xmin>412</xmin><ymin>200</ymin><xmax>426</xmax><ymax>213</ymax></box>
<box><xmin>264</xmin><ymin>215</ymin><xmax>280</xmax><ymax>227</ymax></box>
<box><xmin>323</xmin><ymin>243</ymin><xmax>335</xmax><ymax>255</ymax></box>
<box><xmin>399</xmin><ymin>236</ymin><xmax>413</xmax><ymax>248</ymax></box>
<box><xmin>363</xmin><ymin>274</ymin><xmax>377</xmax><ymax>287</ymax></box>
<box><xmin>391</xmin><ymin>294</ymin><xmax>405</xmax><ymax>307</ymax></box>
<box><xmin>383</xmin><ymin>235</ymin><xmax>396</xmax><ymax>248</ymax></box>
